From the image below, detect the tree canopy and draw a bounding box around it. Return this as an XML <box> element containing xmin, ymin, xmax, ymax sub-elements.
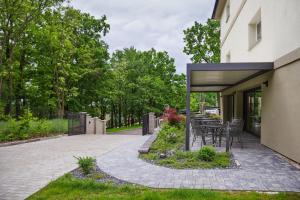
<box><xmin>183</xmin><ymin>19</ymin><xmax>221</xmax><ymax>111</ymax></box>
<box><xmin>0</xmin><ymin>1</ymin><xmax>186</xmax><ymax>127</ymax></box>
<box><xmin>183</xmin><ymin>19</ymin><xmax>220</xmax><ymax>63</ymax></box>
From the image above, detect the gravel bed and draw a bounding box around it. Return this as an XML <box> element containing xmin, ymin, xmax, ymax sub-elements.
<box><xmin>71</xmin><ymin>165</ymin><xmax>134</xmax><ymax>186</ymax></box>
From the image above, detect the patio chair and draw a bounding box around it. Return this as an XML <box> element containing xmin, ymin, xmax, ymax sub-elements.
<box><xmin>191</xmin><ymin>119</ymin><xmax>209</xmax><ymax>147</ymax></box>
<box><xmin>229</xmin><ymin>119</ymin><xmax>244</xmax><ymax>148</ymax></box>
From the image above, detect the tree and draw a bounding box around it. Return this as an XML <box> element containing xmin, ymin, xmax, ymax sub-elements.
<box><xmin>183</xmin><ymin>19</ymin><xmax>220</xmax><ymax>63</ymax></box>
<box><xmin>0</xmin><ymin>0</ymin><xmax>64</xmax><ymax>115</ymax></box>
<box><xmin>183</xmin><ymin>19</ymin><xmax>221</xmax><ymax>109</ymax></box>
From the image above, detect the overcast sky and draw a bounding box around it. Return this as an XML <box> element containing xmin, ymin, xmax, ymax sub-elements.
<box><xmin>70</xmin><ymin>0</ymin><xmax>214</xmax><ymax>74</ymax></box>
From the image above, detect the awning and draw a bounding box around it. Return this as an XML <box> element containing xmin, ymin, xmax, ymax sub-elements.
<box><xmin>187</xmin><ymin>62</ymin><xmax>274</xmax><ymax>92</ymax></box>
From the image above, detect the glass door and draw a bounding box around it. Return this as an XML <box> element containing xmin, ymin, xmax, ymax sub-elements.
<box><xmin>227</xmin><ymin>95</ymin><xmax>234</xmax><ymax>121</ymax></box>
<box><xmin>244</xmin><ymin>87</ymin><xmax>262</xmax><ymax>136</ymax></box>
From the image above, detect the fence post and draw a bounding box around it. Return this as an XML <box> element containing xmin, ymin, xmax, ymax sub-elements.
<box><xmin>142</xmin><ymin>114</ymin><xmax>149</xmax><ymax>135</ymax></box>
<box><xmin>79</xmin><ymin>112</ymin><xmax>87</xmax><ymax>134</ymax></box>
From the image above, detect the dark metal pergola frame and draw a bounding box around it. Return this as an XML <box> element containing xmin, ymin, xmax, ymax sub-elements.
<box><xmin>185</xmin><ymin>62</ymin><xmax>273</xmax><ymax>150</ymax></box>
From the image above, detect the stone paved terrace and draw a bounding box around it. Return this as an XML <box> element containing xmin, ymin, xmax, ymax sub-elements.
<box><xmin>97</xmin><ymin>132</ymin><xmax>300</xmax><ymax>192</ymax></box>
<box><xmin>0</xmin><ymin>133</ymin><xmax>142</xmax><ymax>200</ymax></box>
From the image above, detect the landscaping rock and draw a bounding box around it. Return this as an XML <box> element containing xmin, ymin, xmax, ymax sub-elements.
<box><xmin>159</xmin><ymin>153</ymin><xmax>166</xmax><ymax>158</ymax></box>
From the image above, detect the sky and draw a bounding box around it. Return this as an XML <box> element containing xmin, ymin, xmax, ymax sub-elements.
<box><xmin>70</xmin><ymin>0</ymin><xmax>215</xmax><ymax>74</ymax></box>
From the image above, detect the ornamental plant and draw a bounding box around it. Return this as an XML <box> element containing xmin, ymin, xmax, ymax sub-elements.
<box><xmin>74</xmin><ymin>156</ymin><xmax>96</xmax><ymax>175</ymax></box>
<box><xmin>163</xmin><ymin>108</ymin><xmax>183</xmax><ymax>126</ymax></box>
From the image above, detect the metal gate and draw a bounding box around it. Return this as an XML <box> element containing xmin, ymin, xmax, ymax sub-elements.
<box><xmin>68</xmin><ymin>112</ymin><xmax>86</xmax><ymax>135</ymax></box>
<box><xmin>142</xmin><ymin>114</ymin><xmax>149</xmax><ymax>135</ymax></box>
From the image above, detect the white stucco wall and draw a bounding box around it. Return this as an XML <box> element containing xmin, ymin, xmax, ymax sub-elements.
<box><xmin>220</xmin><ymin>0</ymin><xmax>300</xmax><ymax>62</ymax></box>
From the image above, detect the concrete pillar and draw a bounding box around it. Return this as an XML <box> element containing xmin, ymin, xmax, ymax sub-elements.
<box><xmin>86</xmin><ymin>115</ymin><xmax>95</xmax><ymax>134</ymax></box>
<box><xmin>149</xmin><ymin>112</ymin><xmax>155</xmax><ymax>134</ymax></box>
<box><xmin>101</xmin><ymin>120</ymin><xmax>107</xmax><ymax>134</ymax></box>
<box><xmin>95</xmin><ymin>118</ymin><xmax>107</xmax><ymax>134</ymax></box>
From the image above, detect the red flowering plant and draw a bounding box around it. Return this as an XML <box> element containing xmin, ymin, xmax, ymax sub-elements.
<box><xmin>163</xmin><ymin>108</ymin><xmax>183</xmax><ymax>127</ymax></box>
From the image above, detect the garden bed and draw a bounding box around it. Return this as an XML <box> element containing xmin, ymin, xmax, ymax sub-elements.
<box><xmin>139</xmin><ymin>121</ymin><xmax>232</xmax><ymax>169</ymax></box>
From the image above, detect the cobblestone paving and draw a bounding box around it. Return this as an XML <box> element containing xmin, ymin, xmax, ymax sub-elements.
<box><xmin>98</xmin><ymin>134</ymin><xmax>300</xmax><ymax>192</ymax></box>
<box><xmin>0</xmin><ymin>134</ymin><xmax>142</xmax><ymax>200</ymax></box>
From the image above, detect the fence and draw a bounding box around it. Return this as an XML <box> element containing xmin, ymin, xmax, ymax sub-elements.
<box><xmin>67</xmin><ymin>112</ymin><xmax>86</xmax><ymax>136</ymax></box>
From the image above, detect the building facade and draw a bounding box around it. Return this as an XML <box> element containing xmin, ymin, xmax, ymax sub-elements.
<box><xmin>213</xmin><ymin>0</ymin><xmax>300</xmax><ymax>162</ymax></box>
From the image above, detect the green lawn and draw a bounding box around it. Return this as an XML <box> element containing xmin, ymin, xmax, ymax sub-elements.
<box><xmin>27</xmin><ymin>174</ymin><xmax>300</xmax><ymax>200</ymax></box>
<box><xmin>140</xmin><ymin>123</ymin><xmax>230</xmax><ymax>169</ymax></box>
<box><xmin>0</xmin><ymin>119</ymin><xmax>68</xmax><ymax>142</ymax></box>
<box><xmin>106</xmin><ymin>124</ymin><xmax>142</xmax><ymax>133</ymax></box>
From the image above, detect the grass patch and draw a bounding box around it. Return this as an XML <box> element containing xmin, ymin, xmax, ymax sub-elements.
<box><xmin>107</xmin><ymin>124</ymin><xmax>142</xmax><ymax>133</ymax></box>
<box><xmin>140</xmin><ymin>123</ymin><xmax>231</xmax><ymax>169</ymax></box>
<box><xmin>0</xmin><ymin>119</ymin><xmax>68</xmax><ymax>142</ymax></box>
<box><xmin>27</xmin><ymin>174</ymin><xmax>300</xmax><ymax>200</ymax></box>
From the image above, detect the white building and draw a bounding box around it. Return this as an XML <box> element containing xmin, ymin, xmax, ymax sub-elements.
<box><xmin>186</xmin><ymin>0</ymin><xmax>300</xmax><ymax>163</ymax></box>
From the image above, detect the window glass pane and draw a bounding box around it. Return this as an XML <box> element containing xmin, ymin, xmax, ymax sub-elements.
<box><xmin>256</xmin><ymin>21</ymin><xmax>261</xmax><ymax>41</ymax></box>
<box><xmin>245</xmin><ymin>88</ymin><xmax>261</xmax><ymax>136</ymax></box>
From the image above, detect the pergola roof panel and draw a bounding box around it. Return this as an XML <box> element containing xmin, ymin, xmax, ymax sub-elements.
<box><xmin>187</xmin><ymin>62</ymin><xmax>273</xmax><ymax>92</ymax></box>
<box><xmin>191</xmin><ymin>70</ymin><xmax>258</xmax><ymax>85</ymax></box>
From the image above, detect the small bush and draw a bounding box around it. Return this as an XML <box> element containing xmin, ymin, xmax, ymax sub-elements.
<box><xmin>75</xmin><ymin>156</ymin><xmax>96</xmax><ymax>175</ymax></box>
<box><xmin>197</xmin><ymin>146</ymin><xmax>216</xmax><ymax>161</ymax></box>
<box><xmin>163</xmin><ymin>108</ymin><xmax>183</xmax><ymax>127</ymax></box>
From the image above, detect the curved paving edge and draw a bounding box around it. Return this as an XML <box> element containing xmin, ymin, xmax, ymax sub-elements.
<box><xmin>97</xmin><ymin>136</ymin><xmax>300</xmax><ymax>192</ymax></box>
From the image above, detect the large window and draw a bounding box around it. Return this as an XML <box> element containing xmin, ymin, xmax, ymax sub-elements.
<box><xmin>244</xmin><ymin>87</ymin><xmax>262</xmax><ymax>136</ymax></box>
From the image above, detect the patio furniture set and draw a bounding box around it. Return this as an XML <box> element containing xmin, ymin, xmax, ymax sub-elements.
<box><xmin>191</xmin><ymin>114</ymin><xmax>244</xmax><ymax>150</ymax></box>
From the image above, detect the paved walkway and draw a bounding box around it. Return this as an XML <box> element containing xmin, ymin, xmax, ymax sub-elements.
<box><xmin>0</xmin><ymin>134</ymin><xmax>142</xmax><ymax>200</ymax></box>
<box><xmin>98</xmin><ymin>134</ymin><xmax>300</xmax><ymax>192</ymax></box>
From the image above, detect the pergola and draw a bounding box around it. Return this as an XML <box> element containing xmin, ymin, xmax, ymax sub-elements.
<box><xmin>185</xmin><ymin>62</ymin><xmax>274</xmax><ymax>150</ymax></box>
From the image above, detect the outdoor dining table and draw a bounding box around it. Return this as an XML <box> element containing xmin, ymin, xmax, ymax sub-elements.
<box><xmin>205</xmin><ymin>124</ymin><xmax>226</xmax><ymax>147</ymax></box>
<box><xmin>192</xmin><ymin>119</ymin><xmax>226</xmax><ymax>144</ymax></box>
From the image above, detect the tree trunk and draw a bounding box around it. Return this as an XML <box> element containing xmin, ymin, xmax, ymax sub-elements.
<box><xmin>4</xmin><ymin>46</ymin><xmax>14</xmax><ymax>115</ymax></box>
<box><xmin>0</xmin><ymin>78</ymin><xmax>2</xmax><ymax>99</ymax></box>
<box><xmin>15</xmin><ymin>51</ymin><xmax>26</xmax><ymax>119</ymax></box>
<box><xmin>118</xmin><ymin>101</ymin><xmax>122</xmax><ymax>127</ymax></box>
<box><xmin>130</xmin><ymin>112</ymin><xmax>134</xmax><ymax>125</ymax></box>
<box><xmin>110</xmin><ymin>103</ymin><xmax>114</xmax><ymax>128</ymax></box>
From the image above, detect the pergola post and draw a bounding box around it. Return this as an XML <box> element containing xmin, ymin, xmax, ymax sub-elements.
<box><xmin>185</xmin><ymin>67</ymin><xmax>191</xmax><ymax>151</ymax></box>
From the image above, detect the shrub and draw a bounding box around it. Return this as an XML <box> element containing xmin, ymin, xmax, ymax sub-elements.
<box><xmin>163</xmin><ymin>108</ymin><xmax>183</xmax><ymax>126</ymax></box>
<box><xmin>0</xmin><ymin>118</ymin><xmax>68</xmax><ymax>142</ymax></box>
<box><xmin>197</xmin><ymin>146</ymin><xmax>216</xmax><ymax>161</ymax></box>
<box><xmin>74</xmin><ymin>156</ymin><xmax>96</xmax><ymax>175</ymax></box>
